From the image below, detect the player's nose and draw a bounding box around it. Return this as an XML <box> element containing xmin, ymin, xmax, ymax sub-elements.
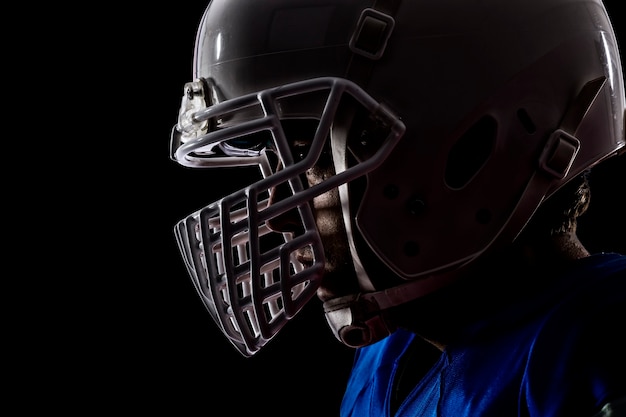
<box><xmin>265</xmin><ymin>180</ymin><xmax>303</xmax><ymax>233</ymax></box>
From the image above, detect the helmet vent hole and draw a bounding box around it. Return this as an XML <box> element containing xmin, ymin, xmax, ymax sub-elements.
<box><xmin>445</xmin><ymin>115</ymin><xmax>496</xmax><ymax>189</ymax></box>
<box><xmin>475</xmin><ymin>208</ymin><xmax>492</xmax><ymax>225</ymax></box>
<box><xmin>516</xmin><ymin>108</ymin><xmax>536</xmax><ymax>134</ymax></box>
<box><xmin>403</xmin><ymin>241</ymin><xmax>420</xmax><ymax>257</ymax></box>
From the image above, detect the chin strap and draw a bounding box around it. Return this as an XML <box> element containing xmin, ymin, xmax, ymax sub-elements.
<box><xmin>322</xmin><ymin>271</ymin><xmax>460</xmax><ymax>348</ymax></box>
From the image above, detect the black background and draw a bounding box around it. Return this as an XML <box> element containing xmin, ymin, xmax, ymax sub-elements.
<box><xmin>26</xmin><ymin>1</ymin><xmax>624</xmax><ymax>415</ymax></box>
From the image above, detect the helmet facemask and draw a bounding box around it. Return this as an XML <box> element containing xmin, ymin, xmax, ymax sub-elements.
<box><xmin>171</xmin><ymin>77</ymin><xmax>405</xmax><ymax>356</ymax></box>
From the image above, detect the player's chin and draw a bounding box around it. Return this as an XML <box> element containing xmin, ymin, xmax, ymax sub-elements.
<box><xmin>316</xmin><ymin>256</ymin><xmax>361</xmax><ymax>303</ymax></box>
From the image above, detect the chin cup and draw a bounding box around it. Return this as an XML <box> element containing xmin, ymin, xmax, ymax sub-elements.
<box><xmin>323</xmin><ymin>293</ymin><xmax>396</xmax><ymax>348</ymax></box>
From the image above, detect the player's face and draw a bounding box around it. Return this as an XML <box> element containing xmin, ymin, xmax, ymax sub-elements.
<box><xmin>266</xmin><ymin>140</ymin><xmax>361</xmax><ymax>303</ymax></box>
<box><xmin>304</xmin><ymin>165</ymin><xmax>362</xmax><ymax>302</ymax></box>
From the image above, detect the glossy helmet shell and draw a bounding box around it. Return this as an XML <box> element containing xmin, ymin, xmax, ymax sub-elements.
<box><xmin>191</xmin><ymin>0</ymin><xmax>624</xmax><ymax>280</ymax></box>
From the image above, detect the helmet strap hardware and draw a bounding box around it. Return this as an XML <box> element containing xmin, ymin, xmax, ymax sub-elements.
<box><xmin>539</xmin><ymin>129</ymin><xmax>580</xmax><ymax>179</ymax></box>
<box><xmin>539</xmin><ymin>76</ymin><xmax>607</xmax><ymax>179</ymax></box>
<box><xmin>349</xmin><ymin>8</ymin><xmax>395</xmax><ymax>60</ymax></box>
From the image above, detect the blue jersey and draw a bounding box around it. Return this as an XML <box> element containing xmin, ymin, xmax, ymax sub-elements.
<box><xmin>341</xmin><ymin>253</ymin><xmax>626</xmax><ymax>417</ymax></box>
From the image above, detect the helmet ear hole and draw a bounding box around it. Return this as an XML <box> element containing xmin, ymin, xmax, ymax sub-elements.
<box><xmin>445</xmin><ymin>115</ymin><xmax>497</xmax><ymax>189</ymax></box>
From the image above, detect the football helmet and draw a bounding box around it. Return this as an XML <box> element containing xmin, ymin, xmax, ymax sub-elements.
<box><xmin>171</xmin><ymin>0</ymin><xmax>625</xmax><ymax>357</ymax></box>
